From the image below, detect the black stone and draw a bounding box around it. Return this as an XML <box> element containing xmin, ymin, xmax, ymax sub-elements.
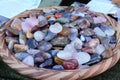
<box><xmin>84</xmin><ymin>54</ymin><xmax>102</xmax><ymax>66</ymax></box>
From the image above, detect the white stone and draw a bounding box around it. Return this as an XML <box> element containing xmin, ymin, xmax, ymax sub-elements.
<box><xmin>74</xmin><ymin>52</ymin><xmax>91</xmax><ymax>65</ymax></box>
<box><xmin>34</xmin><ymin>31</ymin><xmax>45</xmax><ymax>41</ymax></box>
<box><xmin>80</xmin><ymin>35</ymin><xmax>85</xmax><ymax>42</ymax></box>
<box><xmin>49</xmin><ymin>23</ymin><xmax>63</xmax><ymax>33</ymax></box>
<box><xmin>71</xmin><ymin>38</ymin><xmax>83</xmax><ymax>49</ymax></box>
<box><xmin>57</xmin><ymin>51</ymin><xmax>73</xmax><ymax>60</ymax></box>
<box><xmin>94</xmin><ymin>27</ymin><xmax>106</xmax><ymax>37</ymax></box>
<box><xmin>22</xmin><ymin>56</ymin><xmax>34</xmax><ymax>67</ymax></box>
<box><xmin>64</xmin><ymin>44</ymin><xmax>77</xmax><ymax>53</ymax></box>
<box><xmin>96</xmin><ymin>44</ymin><xmax>105</xmax><ymax>55</ymax></box>
<box><xmin>104</xmin><ymin>27</ymin><xmax>115</xmax><ymax>36</ymax></box>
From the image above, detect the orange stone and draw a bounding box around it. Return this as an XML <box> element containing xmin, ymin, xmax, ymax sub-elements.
<box><xmin>55</xmin><ymin>13</ymin><xmax>62</xmax><ymax>18</ymax></box>
<box><xmin>54</xmin><ymin>56</ymin><xmax>64</xmax><ymax>65</ymax></box>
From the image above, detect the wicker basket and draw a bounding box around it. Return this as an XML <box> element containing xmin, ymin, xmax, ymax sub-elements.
<box><xmin>0</xmin><ymin>6</ymin><xmax>120</xmax><ymax>80</ymax></box>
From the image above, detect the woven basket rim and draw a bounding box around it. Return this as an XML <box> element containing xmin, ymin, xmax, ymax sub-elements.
<box><xmin>0</xmin><ymin>6</ymin><xmax>120</xmax><ymax>80</ymax></box>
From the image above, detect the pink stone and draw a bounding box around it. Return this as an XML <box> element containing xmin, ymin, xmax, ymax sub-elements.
<box><xmin>62</xmin><ymin>59</ymin><xmax>78</xmax><ymax>70</ymax></box>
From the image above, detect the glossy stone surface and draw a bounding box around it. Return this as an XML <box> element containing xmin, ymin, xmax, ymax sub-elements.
<box><xmin>52</xmin><ymin>65</ymin><xmax>64</xmax><ymax>70</ymax></box>
<box><xmin>19</xmin><ymin>32</ymin><xmax>26</xmax><ymax>45</ymax></box>
<box><xmin>26</xmin><ymin>39</ymin><xmax>38</xmax><ymax>49</ymax></box>
<box><xmin>59</xmin><ymin>27</ymin><xmax>71</xmax><ymax>37</ymax></box>
<box><xmin>84</xmin><ymin>54</ymin><xmax>102</xmax><ymax>66</ymax></box>
<box><xmin>57</xmin><ymin>50</ymin><xmax>73</xmax><ymax>60</ymax></box>
<box><xmin>80</xmin><ymin>28</ymin><xmax>95</xmax><ymax>36</ymax></box>
<box><xmin>14</xmin><ymin>44</ymin><xmax>28</xmax><ymax>53</ymax></box>
<box><xmin>22</xmin><ymin>55</ymin><xmax>34</xmax><ymax>67</ymax></box>
<box><xmin>50</xmin><ymin>36</ymin><xmax>70</xmax><ymax>47</ymax></box>
<box><xmin>49</xmin><ymin>23</ymin><xmax>63</xmax><ymax>33</ymax></box>
<box><xmin>38</xmin><ymin>41</ymin><xmax>52</xmax><ymax>51</ymax></box>
<box><xmin>15</xmin><ymin>52</ymin><xmax>30</xmax><ymax>61</ymax></box>
<box><xmin>96</xmin><ymin>44</ymin><xmax>105</xmax><ymax>55</ymax></box>
<box><xmin>71</xmin><ymin>38</ymin><xmax>83</xmax><ymax>49</ymax></box>
<box><xmin>62</xmin><ymin>59</ymin><xmax>78</xmax><ymax>70</ymax></box>
<box><xmin>73</xmin><ymin>52</ymin><xmax>91</xmax><ymax>65</ymax></box>
<box><xmin>34</xmin><ymin>31</ymin><xmax>45</xmax><ymax>42</ymax></box>
<box><xmin>39</xmin><ymin>59</ymin><xmax>53</xmax><ymax>68</ymax></box>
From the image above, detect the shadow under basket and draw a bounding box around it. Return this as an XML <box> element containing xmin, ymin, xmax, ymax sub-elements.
<box><xmin>0</xmin><ymin>6</ymin><xmax>120</xmax><ymax>80</ymax></box>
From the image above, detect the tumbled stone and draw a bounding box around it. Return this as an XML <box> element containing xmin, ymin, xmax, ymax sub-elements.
<box><xmin>108</xmin><ymin>36</ymin><xmax>116</xmax><ymax>43</ymax></box>
<box><xmin>14</xmin><ymin>44</ymin><xmax>28</xmax><ymax>53</ymax></box>
<box><xmin>84</xmin><ymin>53</ymin><xmax>102</xmax><ymax>66</ymax></box>
<box><xmin>11</xmin><ymin>18</ymin><xmax>22</xmax><ymax>31</ymax></box>
<box><xmin>104</xmin><ymin>27</ymin><xmax>115</xmax><ymax>36</ymax></box>
<box><xmin>15</xmin><ymin>52</ymin><xmax>30</xmax><ymax>61</ymax></box>
<box><xmin>52</xmin><ymin>65</ymin><xmax>64</xmax><ymax>70</ymax></box>
<box><xmin>84</xmin><ymin>36</ymin><xmax>92</xmax><ymax>42</ymax></box>
<box><xmin>88</xmin><ymin>38</ymin><xmax>100</xmax><ymax>48</ymax></box>
<box><xmin>62</xmin><ymin>59</ymin><xmax>78</xmax><ymax>70</ymax></box>
<box><xmin>80</xmin><ymin>28</ymin><xmax>95</xmax><ymax>36</ymax></box>
<box><xmin>19</xmin><ymin>32</ymin><xmax>26</xmax><ymax>45</ymax></box>
<box><xmin>101</xmin><ymin>50</ymin><xmax>113</xmax><ymax>59</ymax></box>
<box><xmin>71</xmin><ymin>16</ymin><xmax>79</xmax><ymax>21</ymax></box>
<box><xmin>27</xmin><ymin>49</ymin><xmax>40</xmax><ymax>56</ymax></box>
<box><xmin>57</xmin><ymin>50</ymin><xmax>73</xmax><ymax>60</ymax></box>
<box><xmin>34</xmin><ymin>56</ymin><xmax>44</xmax><ymax>63</ymax></box>
<box><xmin>56</xmin><ymin>18</ymin><xmax>70</xmax><ymax>24</ymax></box>
<box><xmin>55</xmin><ymin>13</ymin><xmax>62</xmax><ymax>18</ymax></box>
<box><xmin>38</xmin><ymin>41</ymin><xmax>52</xmax><ymax>51</ymax></box>
<box><xmin>96</xmin><ymin>44</ymin><xmax>105</xmax><ymax>55</ymax></box>
<box><xmin>38</xmin><ymin>20</ymin><xmax>48</xmax><ymax>27</ymax></box>
<box><xmin>8</xmin><ymin>40</ymin><xmax>18</xmax><ymax>52</ymax></box>
<box><xmin>50</xmin><ymin>36</ymin><xmax>70</xmax><ymax>47</ymax></box>
<box><xmin>25</xmin><ymin>13</ymin><xmax>39</xmax><ymax>27</ymax></box>
<box><xmin>54</xmin><ymin>56</ymin><xmax>64</xmax><ymax>65</ymax></box>
<box><xmin>26</xmin><ymin>39</ymin><xmax>38</xmax><ymax>49</ymax></box>
<box><xmin>84</xmin><ymin>16</ymin><xmax>94</xmax><ymax>24</ymax></box>
<box><xmin>49</xmin><ymin>50</ymin><xmax>60</xmax><ymax>58</ymax></box>
<box><xmin>59</xmin><ymin>27</ymin><xmax>71</xmax><ymax>37</ymax></box>
<box><xmin>5</xmin><ymin>37</ymin><xmax>18</xmax><ymax>44</ymax></box>
<box><xmin>68</xmin><ymin>28</ymin><xmax>78</xmax><ymax>40</ymax></box>
<box><xmin>100</xmin><ymin>25</ymin><xmax>115</xmax><ymax>36</ymax></box>
<box><xmin>39</xmin><ymin>58</ymin><xmax>53</xmax><ymax>68</ymax></box>
<box><xmin>26</xmin><ymin>30</ymin><xmax>34</xmax><ymax>39</ymax></box>
<box><xmin>81</xmin><ymin>47</ymin><xmax>96</xmax><ymax>53</ymax></box>
<box><xmin>38</xmin><ymin>15</ymin><xmax>46</xmax><ymax>21</ymax></box>
<box><xmin>44</xmin><ymin>31</ymin><xmax>57</xmax><ymax>41</ymax></box>
<box><xmin>71</xmin><ymin>38</ymin><xmax>83</xmax><ymax>49</ymax></box>
<box><xmin>73</xmin><ymin>52</ymin><xmax>91</xmax><ymax>65</ymax></box>
<box><xmin>94</xmin><ymin>27</ymin><xmax>106</xmax><ymax>37</ymax></box>
<box><xmin>34</xmin><ymin>31</ymin><xmax>45</xmax><ymax>42</ymax></box>
<box><xmin>49</xmin><ymin>23</ymin><xmax>63</xmax><ymax>33</ymax></box>
<box><xmin>64</xmin><ymin>44</ymin><xmax>77</xmax><ymax>54</ymax></box>
<box><xmin>77</xmin><ymin>19</ymin><xmax>90</xmax><ymax>29</ymax></box>
<box><xmin>80</xmin><ymin>35</ymin><xmax>85</xmax><ymax>42</ymax></box>
<box><xmin>35</xmin><ymin>52</ymin><xmax>51</xmax><ymax>60</ymax></box>
<box><xmin>22</xmin><ymin>55</ymin><xmax>34</xmax><ymax>67</ymax></box>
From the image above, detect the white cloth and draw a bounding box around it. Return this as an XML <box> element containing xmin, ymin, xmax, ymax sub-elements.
<box><xmin>0</xmin><ymin>0</ymin><xmax>41</xmax><ymax>18</ymax></box>
<box><xmin>86</xmin><ymin>0</ymin><xmax>119</xmax><ymax>14</ymax></box>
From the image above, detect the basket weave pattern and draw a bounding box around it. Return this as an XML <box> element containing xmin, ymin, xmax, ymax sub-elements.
<box><xmin>0</xmin><ymin>6</ymin><xmax>120</xmax><ymax>80</ymax></box>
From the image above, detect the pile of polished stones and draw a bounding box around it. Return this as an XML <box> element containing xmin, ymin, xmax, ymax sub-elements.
<box><xmin>5</xmin><ymin>6</ymin><xmax>116</xmax><ymax>70</ymax></box>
